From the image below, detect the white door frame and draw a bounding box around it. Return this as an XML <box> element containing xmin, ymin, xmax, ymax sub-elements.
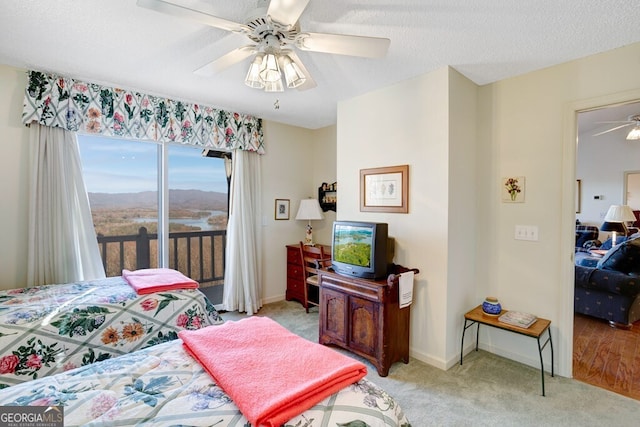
<box><xmin>559</xmin><ymin>88</ymin><xmax>640</xmax><ymax>377</ymax></box>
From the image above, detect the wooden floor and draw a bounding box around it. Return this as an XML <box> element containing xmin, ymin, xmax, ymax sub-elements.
<box><xmin>573</xmin><ymin>314</ymin><xmax>640</xmax><ymax>400</ymax></box>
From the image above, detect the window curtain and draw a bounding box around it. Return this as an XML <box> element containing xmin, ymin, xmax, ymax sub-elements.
<box><xmin>22</xmin><ymin>71</ymin><xmax>264</xmax><ymax>153</ymax></box>
<box><xmin>27</xmin><ymin>124</ymin><xmax>106</xmax><ymax>285</ymax></box>
<box><xmin>222</xmin><ymin>149</ymin><xmax>263</xmax><ymax>315</ymax></box>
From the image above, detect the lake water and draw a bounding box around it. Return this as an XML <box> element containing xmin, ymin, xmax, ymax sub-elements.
<box><xmin>133</xmin><ymin>210</ymin><xmax>226</xmax><ymax>231</ymax></box>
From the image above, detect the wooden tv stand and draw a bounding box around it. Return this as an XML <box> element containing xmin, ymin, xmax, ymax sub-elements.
<box><xmin>318</xmin><ymin>265</ymin><xmax>419</xmax><ymax>376</ymax></box>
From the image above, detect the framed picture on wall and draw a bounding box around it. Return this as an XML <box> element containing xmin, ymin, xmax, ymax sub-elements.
<box><xmin>502</xmin><ymin>176</ymin><xmax>525</xmax><ymax>203</ymax></box>
<box><xmin>275</xmin><ymin>199</ymin><xmax>290</xmax><ymax>220</ymax></box>
<box><xmin>360</xmin><ymin>165</ymin><xmax>409</xmax><ymax>213</ymax></box>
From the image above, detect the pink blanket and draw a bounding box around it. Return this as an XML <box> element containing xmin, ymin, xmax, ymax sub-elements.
<box><xmin>122</xmin><ymin>268</ymin><xmax>198</xmax><ymax>294</ymax></box>
<box><xmin>179</xmin><ymin>316</ymin><xmax>367</xmax><ymax>427</ymax></box>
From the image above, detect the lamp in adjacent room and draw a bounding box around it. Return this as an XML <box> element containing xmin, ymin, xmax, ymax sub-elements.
<box><xmin>295</xmin><ymin>199</ymin><xmax>324</xmax><ymax>245</ymax></box>
<box><xmin>627</xmin><ymin>125</ymin><xmax>640</xmax><ymax>140</ymax></box>
<box><xmin>601</xmin><ymin>221</ymin><xmax>626</xmax><ymax>247</ymax></box>
<box><xmin>602</xmin><ymin>205</ymin><xmax>637</xmax><ymax>246</ymax></box>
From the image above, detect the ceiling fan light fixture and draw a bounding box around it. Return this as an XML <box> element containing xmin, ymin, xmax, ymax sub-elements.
<box><xmin>259</xmin><ymin>53</ymin><xmax>281</xmax><ymax>83</ymax></box>
<box><xmin>626</xmin><ymin>126</ymin><xmax>640</xmax><ymax>140</ymax></box>
<box><xmin>263</xmin><ymin>78</ymin><xmax>284</xmax><ymax>93</ymax></box>
<box><xmin>282</xmin><ymin>55</ymin><xmax>306</xmax><ymax>88</ymax></box>
<box><xmin>244</xmin><ymin>54</ymin><xmax>265</xmax><ymax>88</ymax></box>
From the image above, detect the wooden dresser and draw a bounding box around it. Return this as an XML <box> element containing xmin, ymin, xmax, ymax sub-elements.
<box><xmin>318</xmin><ymin>265</ymin><xmax>418</xmax><ymax>377</ymax></box>
<box><xmin>285</xmin><ymin>243</ymin><xmax>330</xmax><ymax>305</ymax></box>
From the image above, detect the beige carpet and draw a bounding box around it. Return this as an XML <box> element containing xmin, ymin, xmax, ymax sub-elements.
<box><xmin>222</xmin><ymin>300</ymin><xmax>639</xmax><ymax>426</ymax></box>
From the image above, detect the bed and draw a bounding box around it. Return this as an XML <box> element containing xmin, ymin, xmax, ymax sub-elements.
<box><xmin>0</xmin><ymin>336</ymin><xmax>410</xmax><ymax>426</ymax></box>
<box><xmin>0</xmin><ymin>275</ymin><xmax>222</xmax><ymax>387</ymax></box>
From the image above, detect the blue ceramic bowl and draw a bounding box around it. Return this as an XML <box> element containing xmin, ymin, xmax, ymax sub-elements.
<box><xmin>482</xmin><ymin>298</ymin><xmax>502</xmax><ymax>315</ymax></box>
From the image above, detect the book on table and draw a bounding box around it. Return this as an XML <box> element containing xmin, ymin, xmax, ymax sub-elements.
<box><xmin>498</xmin><ymin>310</ymin><xmax>537</xmax><ymax>328</ymax></box>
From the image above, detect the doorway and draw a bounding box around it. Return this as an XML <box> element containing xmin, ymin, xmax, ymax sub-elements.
<box><xmin>624</xmin><ymin>171</ymin><xmax>640</xmax><ymax>210</ymax></box>
<box><xmin>573</xmin><ymin>99</ymin><xmax>640</xmax><ymax>399</ymax></box>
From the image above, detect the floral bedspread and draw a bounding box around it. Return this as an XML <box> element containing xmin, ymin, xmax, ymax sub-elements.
<box><xmin>0</xmin><ymin>276</ymin><xmax>222</xmax><ymax>387</ymax></box>
<box><xmin>0</xmin><ymin>339</ymin><xmax>410</xmax><ymax>426</ymax></box>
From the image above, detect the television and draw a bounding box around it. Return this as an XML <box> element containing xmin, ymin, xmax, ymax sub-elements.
<box><xmin>331</xmin><ymin>221</ymin><xmax>391</xmax><ymax>279</ymax></box>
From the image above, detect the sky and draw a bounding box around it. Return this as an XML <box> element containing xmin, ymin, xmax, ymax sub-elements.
<box><xmin>77</xmin><ymin>135</ymin><xmax>228</xmax><ymax>194</ymax></box>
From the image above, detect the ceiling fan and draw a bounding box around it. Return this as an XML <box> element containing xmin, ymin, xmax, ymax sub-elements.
<box><xmin>593</xmin><ymin>114</ymin><xmax>640</xmax><ymax>140</ymax></box>
<box><xmin>136</xmin><ymin>0</ymin><xmax>391</xmax><ymax>92</ymax></box>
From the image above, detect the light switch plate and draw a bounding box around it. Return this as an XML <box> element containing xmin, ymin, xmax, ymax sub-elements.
<box><xmin>515</xmin><ymin>225</ymin><xmax>539</xmax><ymax>241</ymax></box>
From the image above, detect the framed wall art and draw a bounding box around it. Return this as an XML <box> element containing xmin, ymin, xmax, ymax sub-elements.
<box><xmin>360</xmin><ymin>164</ymin><xmax>409</xmax><ymax>213</ymax></box>
<box><xmin>502</xmin><ymin>176</ymin><xmax>525</xmax><ymax>203</ymax></box>
<box><xmin>274</xmin><ymin>199</ymin><xmax>290</xmax><ymax>220</ymax></box>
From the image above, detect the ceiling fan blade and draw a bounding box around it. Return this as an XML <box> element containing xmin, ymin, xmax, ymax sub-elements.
<box><xmin>595</xmin><ymin>120</ymin><xmax>634</xmax><ymax>124</ymax></box>
<box><xmin>267</xmin><ymin>0</ymin><xmax>310</xmax><ymax>27</ymax></box>
<box><xmin>592</xmin><ymin>123</ymin><xmax>634</xmax><ymax>136</ymax></box>
<box><xmin>136</xmin><ymin>0</ymin><xmax>248</xmax><ymax>33</ymax></box>
<box><xmin>194</xmin><ymin>46</ymin><xmax>257</xmax><ymax>76</ymax></box>
<box><xmin>296</xmin><ymin>32</ymin><xmax>390</xmax><ymax>58</ymax></box>
<box><xmin>286</xmin><ymin>51</ymin><xmax>316</xmax><ymax>91</ymax></box>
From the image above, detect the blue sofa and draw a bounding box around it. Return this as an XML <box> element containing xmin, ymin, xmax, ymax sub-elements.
<box><xmin>574</xmin><ymin>235</ymin><xmax>640</xmax><ymax>326</ymax></box>
<box><xmin>575</xmin><ymin>224</ymin><xmax>600</xmax><ymax>252</ymax></box>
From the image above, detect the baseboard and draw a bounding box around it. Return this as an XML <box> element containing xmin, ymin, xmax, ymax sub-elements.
<box><xmin>263</xmin><ymin>294</ymin><xmax>286</xmax><ymax>305</ymax></box>
<box><xmin>472</xmin><ymin>342</ymin><xmax>555</xmax><ymax>375</ymax></box>
<box><xmin>410</xmin><ymin>347</ymin><xmax>448</xmax><ymax>370</ymax></box>
<box><xmin>213</xmin><ymin>295</ymin><xmax>286</xmax><ymax>312</ymax></box>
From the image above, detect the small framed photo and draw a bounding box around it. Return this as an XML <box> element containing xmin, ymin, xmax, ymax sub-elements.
<box><xmin>275</xmin><ymin>199</ymin><xmax>290</xmax><ymax>220</ymax></box>
<box><xmin>502</xmin><ymin>176</ymin><xmax>525</xmax><ymax>203</ymax></box>
<box><xmin>360</xmin><ymin>165</ymin><xmax>409</xmax><ymax>213</ymax></box>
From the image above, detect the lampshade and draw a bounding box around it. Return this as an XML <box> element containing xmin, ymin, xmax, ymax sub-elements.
<box><xmin>627</xmin><ymin>126</ymin><xmax>640</xmax><ymax>140</ymax></box>
<box><xmin>604</xmin><ymin>205</ymin><xmax>636</xmax><ymax>223</ymax></box>
<box><xmin>296</xmin><ymin>199</ymin><xmax>324</xmax><ymax>245</ymax></box>
<box><xmin>600</xmin><ymin>221</ymin><xmax>626</xmax><ymax>233</ymax></box>
<box><xmin>281</xmin><ymin>55</ymin><xmax>306</xmax><ymax>89</ymax></box>
<box><xmin>295</xmin><ymin>199</ymin><xmax>324</xmax><ymax>221</ymax></box>
<box><xmin>263</xmin><ymin>78</ymin><xmax>284</xmax><ymax>93</ymax></box>
<box><xmin>244</xmin><ymin>54</ymin><xmax>265</xmax><ymax>89</ymax></box>
<box><xmin>259</xmin><ymin>53</ymin><xmax>281</xmax><ymax>83</ymax></box>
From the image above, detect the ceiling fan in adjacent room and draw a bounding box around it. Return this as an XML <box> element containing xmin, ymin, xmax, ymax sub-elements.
<box><xmin>137</xmin><ymin>0</ymin><xmax>391</xmax><ymax>92</ymax></box>
<box><xmin>593</xmin><ymin>114</ymin><xmax>640</xmax><ymax>140</ymax></box>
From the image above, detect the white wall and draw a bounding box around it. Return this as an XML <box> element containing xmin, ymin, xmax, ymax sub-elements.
<box><xmin>446</xmin><ymin>69</ymin><xmax>479</xmax><ymax>362</ymax></box>
<box><xmin>337</xmin><ymin>67</ymin><xmax>478</xmax><ymax>368</ymax></box>
<box><xmin>310</xmin><ymin>125</ymin><xmax>337</xmax><ymax>245</ymax></box>
<box><xmin>0</xmin><ymin>65</ymin><xmax>29</xmax><ymax>289</ymax></box>
<box><xmin>259</xmin><ymin>121</ymin><xmax>336</xmax><ymax>303</ymax></box>
<box><xmin>476</xmin><ymin>42</ymin><xmax>640</xmax><ymax>376</ymax></box>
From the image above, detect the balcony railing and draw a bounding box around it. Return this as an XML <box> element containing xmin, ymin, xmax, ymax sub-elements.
<box><xmin>97</xmin><ymin>227</ymin><xmax>226</xmax><ymax>285</ymax></box>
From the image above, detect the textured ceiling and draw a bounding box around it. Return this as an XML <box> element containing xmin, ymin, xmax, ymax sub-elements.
<box><xmin>1</xmin><ymin>0</ymin><xmax>640</xmax><ymax>129</ymax></box>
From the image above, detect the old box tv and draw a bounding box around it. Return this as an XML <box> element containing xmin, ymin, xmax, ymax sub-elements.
<box><xmin>331</xmin><ymin>221</ymin><xmax>391</xmax><ymax>279</ymax></box>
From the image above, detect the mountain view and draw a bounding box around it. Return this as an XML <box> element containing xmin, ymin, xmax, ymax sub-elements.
<box><xmin>89</xmin><ymin>189</ymin><xmax>227</xmax><ymax>210</ymax></box>
<box><xmin>88</xmin><ymin>189</ymin><xmax>228</xmax><ymax>236</ymax></box>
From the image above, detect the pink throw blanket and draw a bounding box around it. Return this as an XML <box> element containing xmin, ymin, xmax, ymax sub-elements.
<box><xmin>122</xmin><ymin>268</ymin><xmax>198</xmax><ymax>294</ymax></box>
<box><xmin>179</xmin><ymin>316</ymin><xmax>367</xmax><ymax>427</ymax></box>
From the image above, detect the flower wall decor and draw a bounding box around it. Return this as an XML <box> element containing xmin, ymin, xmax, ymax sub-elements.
<box><xmin>502</xmin><ymin>176</ymin><xmax>525</xmax><ymax>203</ymax></box>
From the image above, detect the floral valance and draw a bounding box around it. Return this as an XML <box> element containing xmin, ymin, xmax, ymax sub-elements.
<box><xmin>22</xmin><ymin>70</ymin><xmax>264</xmax><ymax>154</ymax></box>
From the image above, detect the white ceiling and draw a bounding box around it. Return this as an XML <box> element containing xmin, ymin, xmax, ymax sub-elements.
<box><xmin>1</xmin><ymin>0</ymin><xmax>640</xmax><ymax>129</ymax></box>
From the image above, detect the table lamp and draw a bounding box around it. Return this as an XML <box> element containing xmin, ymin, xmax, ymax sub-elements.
<box><xmin>295</xmin><ymin>199</ymin><xmax>324</xmax><ymax>245</ymax></box>
<box><xmin>602</xmin><ymin>205</ymin><xmax>637</xmax><ymax>246</ymax></box>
